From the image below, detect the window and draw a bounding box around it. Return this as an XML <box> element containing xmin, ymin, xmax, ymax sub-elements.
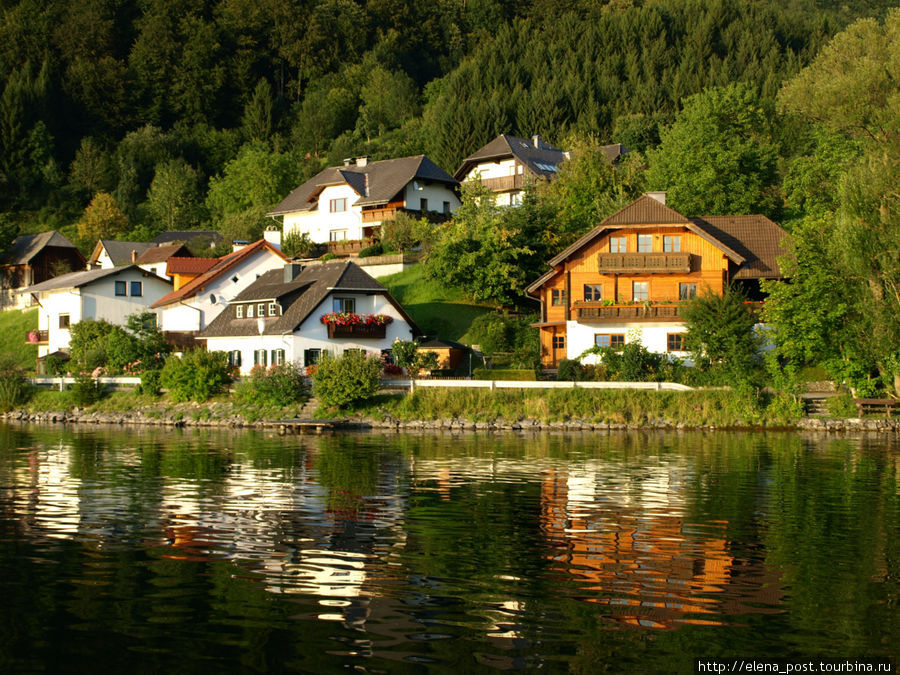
<box><xmin>236</xmin><ymin>305</ymin><xmax>243</xmax><ymax>318</ymax></box>
<box><xmin>595</xmin><ymin>333</ymin><xmax>625</xmax><ymax>350</ymax></box>
<box><xmin>271</xmin><ymin>349</ymin><xmax>285</xmax><ymax>365</ymax></box>
<box><xmin>509</xmin><ymin>192</ymin><xmax>523</xmax><ymax>206</ymax></box>
<box><xmin>609</xmin><ymin>236</ymin><xmax>626</xmax><ymax>253</ymax></box>
<box><xmin>329</xmin><ymin>230</ymin><xmax>347</xmax><ymax>242</ymax></box>
<box><xmin>268</xmin><ymin>302</ymin><xmax>278</xmax><ymax>317</ymax></box>
<box><xmin>115</xmin><ymin>281</ymin><xmax>126</xmax><ymax>296</ymax></box>
<box><xmin>228</xmin><ymin>350</ymin><xmax>242</xmax><ymax>367</ymax></box>
<box><xmin>679</xmin><ymin>283</ymin><xmax>698</xmax><ymax>300</ymax></box>
<box><xmin>667</xmin><ymin>333</ymin><xmax>686</xmax><ymax>352</ymax></box>
<box><xmin>583</xmin><ymin>284</ymin><xmax>602</xmax><ymax>302</ymax></box>
<box><xmin>232</xmin><ymin>275</ymin><xmax>239</xmax><ymax>283</ymax></box>
<box><xmin>130</xmin><ymin>281</ymin><xmax>142</xmax><ymax>297</ymax></box>
<box><xmin>58</xmin><ymin>314</ymin><xmax>70</xmax><ymax>329</ymax></box>
<box><xmin>254</xmin><ymin>349</ymin><xmax>267</xmax><ymax>367</ymax></box>
<box><xmin>637</xmin><ymin>234</ymin><xmax>652</xmax><ymax>252</ymax></box>
<box><xmin>330</xmin><ymin>197</ymin><xmax>347</xmax><ymax>213</ymax></box>
<box><xmin>443</xmin><ymin>201</ymin><xmax>451</xmax><ymax>215</ymax></box>
<box><xmin>551</xmin><ymin>289</ymin><xmax>566</xmax><ymax>306</ymax></box>
<box><xmin>304</xmin><ymin>348</ymin><xmax>322</xmax><ymax>366</ymax></box>
<box><xmin>333</xmin><ymin>297</ymin><xmax>355</xmax><ymax>313</ymax></box>
<box><xmin>257</xmin><ymin>303</ymin><xmax>265</xmax><ymax>317</ymax></box>
<box><xmin>552</xmin><ymin>335</ymin><xmax>565</xmax><ymax>350</ymax></box>
<box><xmin>663</xmin><ymin>235</ymin><xmax>681</xmax><ymax>252</ymax></box>
<box><xmin>420</xmin><ymin>198</ymin><xmax>428</xmax><ymax>211</ymax></box>
<box><xmin>633</xmin><ymin>281</ymin><xmax>649</xmax><ymax>301</ymax></box>
<box><xmin>209</xmin><ymin>294</ymin><xmax>217</xmax><ymax>304</ymax></box>
<box><xmin>247</xmin><ymin>304</ymin><xmax>254</xmax><ymax>318</ymax></box>
<box><xmin>344</xmin><ymin>348</ymin><xmax>364</xmax><ymax>357</ymax></box>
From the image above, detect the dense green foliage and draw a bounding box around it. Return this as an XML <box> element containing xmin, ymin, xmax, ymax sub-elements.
<box><xmin>68</xmin><ymin>312</ymin><xmax>169</xmax><ymax>374</ymax></box>
<box><xmin>0</xmin><ymin>355</ymin><xmax>29</xmax><ymax>410</ymax></box>
<box><xmin>160</xmin><ymin>349</ymin><xmax>231</xmax><ymax>402</ymax></box>
<box><xmin>235</xmin><ymin>363</ymin><xmax>308</xmax><ymax>408</ymax></box>
<box><xmin>312</xmin><ymin>350</ymin><xmax>383</xmax><ymax>408</ymax></box>
<box><xmin>471</xmin><ymin>369</ymin><xmax>537</xmax><ymax>381</ymax></box>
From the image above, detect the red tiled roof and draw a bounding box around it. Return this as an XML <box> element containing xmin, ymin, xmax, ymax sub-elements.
<box><xmin>152</xmin><ymin>240</ymin><xmax>287</xmax><ymax>308</ymax></box>
<box><xmin>166</xmin><ymin>256</ymin><xmax>218</xmax><ymax>275</ymax></box>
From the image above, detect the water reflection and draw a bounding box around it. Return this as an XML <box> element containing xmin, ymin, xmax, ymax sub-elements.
<box><xmin>0</xmin><ymin>425</ymin><xmax>898</xmax><ymax>672</ymax></box>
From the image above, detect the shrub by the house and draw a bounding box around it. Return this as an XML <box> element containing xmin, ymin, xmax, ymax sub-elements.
<box><xmin>313</xmin><ymin>351</ymin><xmax>382</xmax><ymax>408</ymax></box>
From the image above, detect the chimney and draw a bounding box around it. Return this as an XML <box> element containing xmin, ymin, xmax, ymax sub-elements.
<box><xmin>532</xmin><ymin>135</ymin><xmax>542</xmax><ymax>149</ymax></box>
<box><xmin>232</xmin><ymin>240</ymin><xmax>249</xmax><ymax>252</ymax></box>
<box><xmin>131</xmin><ymin>249</ymin><xmax>137</xmax><ymax>263</ymax></box>
<box><xmin>647</xmin><ymin>191</ymin><xmax>667</xmax><ymax>205</ymax></box>
<box><xmin>283</xmin><ymin>262</ymin><xmax>303</xmax><ymax>283</ymax></box>
<box><xmin>343</xmin><ymin>157</ymin><xmax>353</xmax><ymax>166</ymax></box>
<box><xmin>355</xmin><ymin>156</ymin><xmax>369</xmax><ymax>167</ymax></box>
<box><xmin>264</xmin><ymin>225</ymin><xmax>282</xmax><ymax>251</ymax></box>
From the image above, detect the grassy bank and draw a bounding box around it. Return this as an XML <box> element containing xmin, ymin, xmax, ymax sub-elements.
<box><xmin>0</xmin><ymin>308</ymin><xmax>38</xmax><ymax>370</ymax></box>
<box><xmin>340</xmin><ymin>387</ymin><xmax>801</xmax><ymax>427</ymax></box>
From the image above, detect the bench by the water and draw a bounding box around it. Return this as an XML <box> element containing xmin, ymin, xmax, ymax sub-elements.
<box><xmin>854</xmin><ymin>398</ymin><xmax>898</xmax><ymax>417</ymax></box>
<box><xmin>264</xmin><ymin>419</ymin><xmax>345</xmax><ymax>434</ymax></box>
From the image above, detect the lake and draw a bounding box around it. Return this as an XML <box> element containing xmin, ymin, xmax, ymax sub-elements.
<box><xmin>0</xmin><ymin>424</ymin><xmax>898</xmax><ymax>673</ymax></box>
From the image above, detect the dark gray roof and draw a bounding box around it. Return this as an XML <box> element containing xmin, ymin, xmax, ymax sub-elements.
<box><xmin>97</xmin><ymin>240</ymin><xmax>155</xmax><ymax>266</ymax></box>
<box><xmin>600</xmin><ymin>143</ymin><xmax>630</xmax><ymax>164</ymax></box>
<box><xmin>267</xmin><ymin>155</ymin><xmax>458</xmax><ymax>216</ymax></box>
<box><xmin>21</xmin><ymin>265</ymin><xmax>151</xmax><ymax>294</ymax></box>
<box><xmin>455</xmin><ymin>134</ymin><xmax>568</xmax><ymax>181</ymax></box>
<box><xmin>152</xmin><ymin>231</ymin><xmax>223</xmax><ymax>246</ymax></box>
<box><xmin>419</xmin><ymin>338</ymin><xmax>468</xmax><ymax>350</ymax></box>
<box><xmin>4</xmin><ymin>231</ymin><xmax>80</xmax><ymax>265</ymax></box>
<box><xmin>134</xmin><ymin>244</ymin><xmax>191</xmax><ymax>265</ymax></box>
<box><xmin>199</xmin><ymin>260</ymin><xmax>419</xmax><ymax>338</ymax></box>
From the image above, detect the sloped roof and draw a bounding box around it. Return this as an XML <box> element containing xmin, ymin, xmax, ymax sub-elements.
<box><xmin>601</xmin><ymin>194</ymin><xmax>689</xmax><ymax>226</ymax></box>
<box><xmin>151</xmin><ymin>239</ymin><xmax>287</xmax><ymax>308</ymax></box>
<box><xmin>94</xmin><ymin>240</ymin><xmax>155</xmax><ymax>266</ymax></box>
<box><xmin>692</xmin><ymin>215</ymin><xmax>788</xmax><ymax>279</ymax></box>
<box><xmin>134</xmin><ymin>244</ymin><xmax>190</xmax><ymax>265</ymax></box>
<box><xmin>455</xmin><ymin>134</ymin><xmax>568</xmax><ymax>181</ymax></box>
<box><xmin>21</xmin><ymin>265</ymin><xmax>162</xmax><ymax>294</ymax></box>
<box><xmin>268</xmin><ymin>155</ymin><xmax>457</xmax><ymax>216</ymax></box>
<box><xmin>419</xmin><ymin>338</ymin><xmax>468</xmax><ymax>350</ymax></box>
<box><xmin>151</xmin><ymin>230</ymin><xmax>223</xmax><ymax>246</ymax></box>
<box><xmin>4</xmin><ymin>231</ymin><xmax>82</xmax><ymax>266</ymax></box>
<box><xmin>166</xmin><ymin>256</ymin><xmax>218</xmax><ymax>275</ymax></box>
<box><xmin>199</xmin><ymin>260</ymin><xmax>419</xmax><ymax>338</ymax></box>
<box><xmin>600</xmin><ymin>143</ymin><xmax>630</xmax><ymax>164</ymax></box>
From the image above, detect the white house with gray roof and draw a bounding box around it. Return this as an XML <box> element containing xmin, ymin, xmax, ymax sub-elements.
<box><xmin>20</xmin><ymin>265</ymin><xmax>172</xmax><ymax>358</ymax></box>
<box><xmin>267</xmin><ymin>155</ymin><xmax>460</xmax><ymax>246</ymax></box>
<box><xmin>198</xmin><ymin>259</ymin><xmax>419</xmax><ymax>374</ymax></box>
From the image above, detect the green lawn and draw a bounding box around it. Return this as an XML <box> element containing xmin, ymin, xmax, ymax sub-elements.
<box><xmin>0</xmin><ymin>308</ymin><xmax>38</xmax><ymax>371</ymax></box>
<box><xmin>378</xmin><ymin>264</ymin><xmax>495</xmax><ymax>343</ymax></box>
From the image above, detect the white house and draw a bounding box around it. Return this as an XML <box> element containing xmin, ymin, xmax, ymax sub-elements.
<box><xmin>21</xmin><ymin>265</ymin><xmax>173</xmax><ymax>358</ymax></box>
<box><xmin>455</xmin><ymin>135</ymin><xmax>628</xmax><ymax>207</ymax></box>
<box><xmin>198</xmin><ymin>259</ymin><xmax>419</xmax><ymax>374</ymax></box>
<box><xmin>267</xmin><ymin>155</ymin><xmax>460</xmax><ymax>247</ymax></box>
<box><xmin>151</xmin><ymin>239</ymin><xmax>288</xmax><ymax>348</ymax></box>
<box><xmin>87</xmin><ymin>240</ymin><xmax>156</xmax><ymax>269</ymax></box>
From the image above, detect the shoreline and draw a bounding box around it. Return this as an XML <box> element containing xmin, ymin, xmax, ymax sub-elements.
<box><xmin>1</xmin><ymin>409</ymin><xmax>898</xmax><ymax>434</ymax></box>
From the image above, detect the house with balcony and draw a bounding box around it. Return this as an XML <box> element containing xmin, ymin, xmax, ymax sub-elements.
<box><xmin>151</xmin><ymin>239</ymin><xmax>288</xmax><ymax>349</ymax></box>
<box><xmin>455</xmin><ymin>135</ymin><xmax>628</xmax><ymax>207</ymax></box>
<box><xmin>267</xmin><ymin>155</ymin><xmax>460</xmax><ymax>252</ymax></box>
<box><xmin>525</xmin><ymin>193</ymin><xmax>788</xmax><ymax>367</ymax></box>
<box><xmin>198</xmin><ymin>259</ymin><xmax>419</xmax><ymax>374</ymax></box>
<box><xmin>1</xmin><ymin>231</ymin><xmax>86</xmax><ymax>310</ymax></box>
<box><xmin>21</xmin><ymin>265</ymin><xmax>172</xmax><ymax>358</ymax></box>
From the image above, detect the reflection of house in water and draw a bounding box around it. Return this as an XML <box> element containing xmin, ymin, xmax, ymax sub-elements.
<box><xmin>539</xmin><ymin>462</ymin><xmax>782</xmax><ymax>628</ymax></box>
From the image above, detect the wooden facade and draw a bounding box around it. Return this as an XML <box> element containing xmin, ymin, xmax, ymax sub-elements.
<box><xmin>527</xmin><ymin>195</ymin><xmax>787</xmax><ymax>368</ymax></box>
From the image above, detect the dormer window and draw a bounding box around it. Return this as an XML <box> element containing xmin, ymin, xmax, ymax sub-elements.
<box><xmin>333</xmin><ymin>297</ymin><xmax>355</xmax><ymax>313</ymax></box>
<box><xmin>257</xmin><ymin>303</ymin><xmax>265</xmax><ymax>317</ymax></box>
<box><xmin>247</xmin><ymin>304</ymin><xmax>254</xmax><ymax>318</ymax></box>
<box><xmin>268</xmin><ymin>302</ymin><xmax>279</xmax><ymax>317</ymax></box>
<box><xmin>236</xmin><ymin>305</ymin><xmax>243</xmax><ymax>318</ymax></box>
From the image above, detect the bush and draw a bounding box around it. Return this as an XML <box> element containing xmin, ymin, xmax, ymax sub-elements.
<box><xmin>236</xmin><ymin>362</ymin><xmax>308</xmax><ymax>407</ymax></box>
<box><xmin>282</xmin><ymin>231</ymin><xmax>315</xmax><ymax>258</ymax></box>
<box><xmin>161</xmin><ymin>350</ymin><xmax>231</xmax><ymax>402</ymax></box>
<box><xmin>391</xmin><ymin>340</ymin><xmax>419</xmax><ymax>370</ymax></box>
<box><xmin>557</xmin><ymin>358</ymin><xmax>585</xmax><ymax>381</ymax></box>
<box><xmin>358</xmin><ymin>242</ymin><xmax>384</xmax><ymax>258</ymax></box>
<box><xmin>139</xmin><ymin>368</ymin><xmax>163</xmax><ymax>396</ymax></box>
<box><xmin>313</xmin><ymin>351</ymin><xmax>383</xmax><ymax>408</ymax></box>
<box><xmin>469</xmin><ymin>312</ymin><xmax>540</xmax><ymax>369</ymax></box>
<box><xmin>71</xmin><ymin>373</ymin><xmax>103</xmax><ymax>406</ymax></box>
<box><xmin>0</xmin><ymin>356</ymin><xmax>30</xmax><ymax>411</ymax></box>
<box><xmin>473</xmin><ymin>369</ymin><xmax>537</xmax><ymax>381</ymax></box>
<box><xmin>826</xmin><ymin>393</ymin><xmax>857</xmax><ymax>418</ymax></box>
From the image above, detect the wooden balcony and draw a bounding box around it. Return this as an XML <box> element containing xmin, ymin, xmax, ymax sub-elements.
<box><xmin>327</xmin><ymin>323</ymin><xmax>387</xmax><ymax>339</ymax></box>
<box><xmin>361</xmin><ymin>206</ymin><xmax>403</xmax><ymax>223</ymax></box>
<box><xmin>574</xmin><ymin>303</ymin><xmax>683</xmax><ymax>323</ymax></box>
<box><xmin>26</xmin><ymin>329</ymin><xmax>49</xmax><ymax>344</ymax></box>
<box><xmin>327</xmin><ymin>238</ymin><xmax>377</xmax><ymax>256</ymax></box>
<box><xmin>475</xmin><ymin>174</ymin><xmax>527</xmax><ymax>192</ymax></box>
<box><xmin>597</xmin><ymin>252</ymin><xmax>693</xmax><ymax>274</ymax></box>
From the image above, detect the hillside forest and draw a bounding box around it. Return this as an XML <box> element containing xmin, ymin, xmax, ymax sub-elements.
<box><xmin>0</xmin><ymin>0</ymin><xmax>898</xmax><ymax>394</ymax></box>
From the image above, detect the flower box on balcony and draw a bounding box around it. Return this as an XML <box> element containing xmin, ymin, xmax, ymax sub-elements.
<box><xmin>320</xmin><ymin>312</ymin><xmax>392</xmax><ymax>339</ymax></box>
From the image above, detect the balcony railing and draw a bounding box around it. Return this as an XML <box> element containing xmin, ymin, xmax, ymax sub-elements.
<box><xmin>26</xmin><ymin>329</ymin><xmax>49</xmax><ymax>344</ymax></box>
<box><xmin>597</xmin><ymin>252</ymin><xmax>693</xmax><ymax>274</ymax></box>
<box><xmin>475</xmin><ymin>174</ymin><xmax>528</xmax><ymax>192</ymax></box>
<box><xmin>574</xmin><ymin>303</ymin><xmax>683</xmax><ymax>322</ymax></box>
<box><xmin>327</xmin><ymin>238</ymin><xmax>377</xmax><ymax>256</ymax></box>
<box><xmin>361</xmin><ymin>207</ymin><xmax>404</xmax><ymax>223</ymax></box>
<box><xmin>327</xmin><ymin>323</ymin><xmax>387</xmax><ymax>339</ymax></box>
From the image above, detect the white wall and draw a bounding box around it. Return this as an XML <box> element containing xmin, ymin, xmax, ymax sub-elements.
<box><xmin>566</xmin><ymin>320</ymin><xmax>689</xmax><ymax>362</ymax></box>
<box><xmin>464</xmin><ymin>159</ymin><xmax>519</xmax><ymax>181</ymax></box>
<box><xmin>402</xmin><ymin>182</ymin><xmax>460</xmax><ymax>215</ymax></box>
<box><xmin>159</xmin><ymin>248</ymin><xmax>285</xmax><ymax>333</ymax></box>
<box><xmin>204</xmin><ymin>291</ymin><xmax>416</xmax><ymax>374</ymax></box>
<box><xmin>37</xmin><ymin>269</ymin><xmax>171</xmax><ymax>356</ymax></box>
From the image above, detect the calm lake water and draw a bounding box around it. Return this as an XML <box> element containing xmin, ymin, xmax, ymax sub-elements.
<box><xmin>0</xmin><ymin>424</ymin><xmax>898</xmax><ymax>673</ymax></box>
